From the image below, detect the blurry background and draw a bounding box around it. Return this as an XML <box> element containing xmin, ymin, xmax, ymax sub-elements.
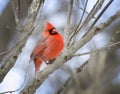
<box><xmin>0</xmin><ymin>0</ymin><xmax>120</xmax><ymax>94</ymax></box>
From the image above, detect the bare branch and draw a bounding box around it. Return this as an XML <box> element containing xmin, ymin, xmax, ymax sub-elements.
<box><xmin>89</xmin><ymin>0</ymin><xmax>113</xmax><ymax>31</ymax></box>
<box><xmin>0</xmin><ymin>27</ymin><xmax>34</xmax><ymax>82</ymax></box>
<box><xmin>75</xmin><ymin>0</ymin><xmax>96</xmax><ymax>19</ymax></box>
<box><xmin>75</xmin><ymin>0</ymin><xmax>89</xmax><ymax>33</ymax></box>
<box><xmin>77</xmin><ymin>7</ymin><xmax>96</xmax><ymax>19</ymax></box>
<box><xmin>11</xmin><ymin>0</ymin><xmax>23</xmax><ymax>29</ymax></box>
<box><xmin>77</xmin><ymin>0</ymin><xmax>105</xmax><ymax>31</ymax></box>
<box><xmin>68</xmin><ymin>0</ymin><xmax>105</xmax><ymax>46</ymax></box>
<box><xmin>68</xmin><ymin>0</ymin><xmax>89</xmax><ymax>45</ymax></box>
<box><xmin>55</xmin><ymin>60</ymin><xmax>89</xmax><ymax>94</ymax></box>
<box><xmin>55</xmin><ymin>77</ymin><xmax>72</xmax><ymax>94</ymax></box>
<box><xmin>55</xmin><ymin>39</ymin><xmax>120</xmax><ymax>94</ymax></box>
<box><xmin>55</xmin><ymin>10</ymin><xmax>119</xmax><ymax>93</ymax></box>
<box><xmin>76</xmin><ymin>60</ymin><xmax>89</xmax><ymax>73</ymax></box>
<box><xmin>74</xmin><ymin>41</ymin><xmax>120</xmax><ymax>57</ymax></box>
<box><xmin>64</xmin><ymin>0</ymin><xmax>73</xmax><ymax>47</ymax></box>
<box><xmin>17</xmin><ymin>0</ymin><xmax>21</xmax><ymax>19</ymax></box>
<box><xmin>71</xmin><ymin>9</ymin><xmax>120</xmax><ymax>55</ymax></box>
<box><xmin>21</xmin><ymin>9</ymin><xmax>120</xmax><ymax>94</ymax></box>
<box><xmin>0</xmin><ymin>50</ymin><xmax>10</xmax><ymax>56</ymax></box>
<box><xmin>0</xmin><ymin>0</ymin><xmax>44</xmax><ymax>83</ymax></box>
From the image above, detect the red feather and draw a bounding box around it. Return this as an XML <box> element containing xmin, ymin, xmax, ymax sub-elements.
<box><xmin>31</xmin><ymin>22</ymin><xmax>64</xmax><ymax>72</ymax></box>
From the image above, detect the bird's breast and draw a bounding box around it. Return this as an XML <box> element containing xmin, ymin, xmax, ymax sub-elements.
<box><xmin>42</xmin><ymin>35</ymin><xmax>64</xmax><ymax>60</ymax></box>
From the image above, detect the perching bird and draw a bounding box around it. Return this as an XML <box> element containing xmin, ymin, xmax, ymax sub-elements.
<box><xmin>31</xmin><ymin>22</ymin><xmax>64</xmax><ymax>72</ymax></box>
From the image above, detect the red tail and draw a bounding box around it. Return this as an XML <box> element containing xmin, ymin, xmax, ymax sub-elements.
<box><xmin>34</xmin><ymin>59</ymin><xmax>42</xmax><ymax>72</ymax></box>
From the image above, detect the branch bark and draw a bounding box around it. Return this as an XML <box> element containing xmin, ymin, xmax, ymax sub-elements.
<box><xmin>64</xmin><ymin>0</ymin><xmax>73</xmax><ymax>47</ymax></box>
<box><xmin>0</xmin><ymin>0</ymin><xmax>44</xmax><ymax>83</ymax></box>
<box><xmin>21</xmin><ymin>9</ymin><xmax>120</xmax><ymax>94</ymax></box>
<box><xmin>74</xmin><ymin>41</ymin><xmax>120</xmax><ymax>57</ymax></box>
<box><xmin>11</xmin><ymin>0</ymin><xmax>22</xmax><ymax>29</ymax></box>
<box><xmin>68</xmin><ymin>0</ymin><xmax>105</xmax><ymax>46</ymax></box>
<box><xmin>55</xmin><ymin>29</ymin><xmax>120</xmax><ymax>94</ymax></box>
<box><xmin>71</xmin><ymin>9</ymin><xmax>120</xmax><ymax>54</ymax></box>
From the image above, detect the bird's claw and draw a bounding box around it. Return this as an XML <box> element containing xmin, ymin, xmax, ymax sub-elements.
<box><xmin>45</xmin><ymin>59</ymin><xmax>55</xmax><ymax>65</ymax></box>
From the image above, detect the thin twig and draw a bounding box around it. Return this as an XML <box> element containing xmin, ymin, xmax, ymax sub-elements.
<box><xmin>74</xmin><ymin>41</ymin><xmax>120</xmax><ymax>57</ymax></box>
<box><xmin>89</xmin><ymin>0</ymin><xmax>113</xmax><ymax>31</ymax></box>
<box><xmin>55</xmin><ymin>41</ymin><xmax>120</xmax><ymax>94</ymax></box>
<box><xmin>0</xmin><ymin>0</ymin><xmax>44</xmax><ymax>83</ymax></box>
<box><xmin>56</xmin><ymin>22</ymin><xmax>119</xmax><ymax>94</ymax></box>
<box><xmin>77</xmin><ymin>0</ymin><xmax>103</xmax><ymax>31</ymax></box>
<box><xmin>17</xmin><ymin>0</ymin><xmax>21</xmax><ymax>19</ymax></box>
<box><xmin>76</xmin><ymin>60</ymin><xmax>89</xmax><ymax>73</ymax></box>
<box><xmin>64</xmin><ymin>0</ymin><xmax>73</xmax><ymax>47</ymax></box>
<box><xmin>75</xmin><ymin>0</ymin><xmax>96</xmax><ymax>19</ymax></box>
<box><xmin>77</xmin><ymin>7</ymin><xmax>96</xmax><ymax>19</ymax></box>
<box><xmin>11</xmin><ymin>0</ymin><xmax>23</xmax><ymax>29</ymax></box>
<box><xmin>55</xmin><ymin>77</ymin><xmax>72</xmax><ymax>94</ymax></box>
<box><xmin>81</xmin><ymin>0</ymin><xmax>114</xmax><ymax>38</ymax></box>
<box><xmin>68</xmin><ymin>0</ymin><xmax>105</xmax><ymax>46</ymax></box>
<box><xmin>69</xmin><ymin>0</ymin><xmax>88</xmax><ymax>42</ymax></box>
<box><xmin>71</xmin><ymin>9</ymin><xmax>120</xmax><ymax>55</ymax></box>
<box><xmin>55</xmin><ymin>60</ymin><xmax>89</xmax><ymax>94</ymax></box>
<box><xmin>0</xmin><ymin>50</ymin><xmax>10</xmax><ymax>56</ymax></box>
<box><xmin>75</xmin><ymin>0</ymin><xmax>89</xmax><ymax>33</ymax></box>
<box><xmin>21</xmin><ymin>9</ymin><xmax>120</xmax><ymax>94</ymax></box>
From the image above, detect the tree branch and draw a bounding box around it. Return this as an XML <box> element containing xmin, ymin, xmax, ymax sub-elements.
<box><xmin>55</xmin><ymin>60</ymin><xmax>89</xmax><ymax>94</ymax></box>
<box><xmin>11</xmin><ymin>0</ymin><xmax>23</xmax><ymax>29</ymax></box>
<box><xmin>55</xmin><ymin>37</ymin><xmax>120</xmax><ymax>94</ymax></box>
<box><xmin>67</xmin><ymin>0</ymin><xmax>89</xmax><ymax>47</ymax></box>
<box><xmin>64</xmin><ymin>0</ymin><xmax>73</xmax><ymax>47</ymax></box>
<box><xmin>55</xmin><ymin>76</ymin><xmax>72</xmax><ymax>94</ymax></box>
<box><xmin>74</xmin><ymin>41</ymin><xmax>120</xmax><ymax>57</ymax></box>
<box><xmin>68</xmin><ymin>0</ymin><xmax>105</xmax><ymax>46</ymax></box>
<box><xmin>77</xmin><ymin>0</ymin><xmax>105</xmax><ymax>32</ymax></box>
<box><xmin>75</xmin><ymin>0</ymin><xmax>89</xmax><ymax>33</ymax></box>
<box><xmin>71</xmin><ymin>9</ymin><xmax>120</xmax><ymax>55</ymax></box>
<box><xmin>21</xmin><ymin>9</ymin><xmax>120</xmax><ymax>94</ymax></box>
<box><xmin>88</xmin><ymin>0</ymin><xmax>113</xmax><ymax>31</ymax></box>
<box><xmin>0</xmin><ymin>0</ymin><xmax>44</xmax><ymax>83</ymax></box>
<box><xmin>0</xmin><ymin>50</ymin><xmax>10</xmax><ymax>56</ymax></box>
<box><xmin>78</xmin><ymin>8</ymin><xmax>96</xmax><ymax>19</ymax></box>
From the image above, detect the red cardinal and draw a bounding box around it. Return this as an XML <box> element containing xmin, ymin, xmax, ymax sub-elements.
<box><xmin>31</xmin><ymin>22</ymin><xmax>64</xmax><ymax>72</ymax></box>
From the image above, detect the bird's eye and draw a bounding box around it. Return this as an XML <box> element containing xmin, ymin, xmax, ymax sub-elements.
<box><xmin>49</xmin><ymin>28</ymin><xmax>58</xmax><ymax>35</ymax></box>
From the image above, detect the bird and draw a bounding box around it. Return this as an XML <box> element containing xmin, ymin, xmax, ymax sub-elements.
<box><xmin>31</xmin><ymin>21</ymin><xmax>64</xmax><ymax>72</ymax></box>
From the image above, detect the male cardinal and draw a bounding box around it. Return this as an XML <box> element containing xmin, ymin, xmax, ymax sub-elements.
<box><xmin>31</xmin><ymin>22</ymin><xmax>64</xmax><ymax>72</ymax></box>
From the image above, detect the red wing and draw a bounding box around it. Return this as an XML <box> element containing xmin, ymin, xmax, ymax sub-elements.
<box><xmin>31</xmin><ymin>36</ymin><xmax>48</xmax><ymax>59</ymax></box>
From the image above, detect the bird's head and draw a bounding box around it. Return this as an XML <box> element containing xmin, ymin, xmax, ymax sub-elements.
<box><xmin>45</xmin><ymin>21</ymin><xmax>58</xmax><ymax>35</ymax></box>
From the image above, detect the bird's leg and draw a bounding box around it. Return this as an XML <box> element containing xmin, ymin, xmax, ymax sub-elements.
<box><xmin>44</xmin><ymin>61</ymin><xmax>49</xmax><ymax>65</ymax></box>
<box><xmin>45</xmin><ymin>59</ymin><xmax>56</xmax><ymax>65</ymax></box>
<box><xmin>45</xmin><ymin>61</ymin><xmax>51</xmax><ymax>65</ymax></box>
<box><xmin>41</xmin><ymin>58</ymin><xmax>49</xmax><ymax>65</ymax></box>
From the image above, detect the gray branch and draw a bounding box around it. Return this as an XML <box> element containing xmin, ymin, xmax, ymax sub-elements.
<box><xmin>21</xmin><ymin>8</ymin><xmax>120</xmax><ymax>94</ymax></box>
<box><xmin>0</xmin><ymin>0</ymin><xmax>44</xmax><ymax>83</ymax></box>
